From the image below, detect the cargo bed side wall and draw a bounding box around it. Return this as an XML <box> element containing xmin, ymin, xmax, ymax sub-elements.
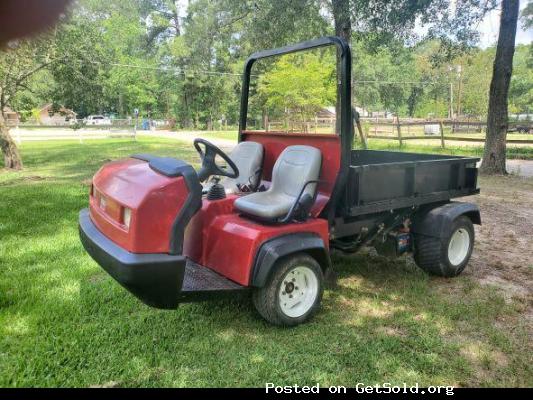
<box><xmin>342</xmin><ymin>152</ymin><xmax>479</xmax><ymax>217</ymax></box>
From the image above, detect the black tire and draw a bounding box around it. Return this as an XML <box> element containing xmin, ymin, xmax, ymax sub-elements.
<box><xmin>252</xmin><ymin>253</ymin><xmax>324</xmax><ymax>326</ymax></box>
<box><xmin>413</xmin><ymin>215</ymin><xmax>474</xmax><ymax>277</ymax></box>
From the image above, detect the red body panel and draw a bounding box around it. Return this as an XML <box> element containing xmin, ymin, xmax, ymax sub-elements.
<box><xmin>183</xmin><ymin>196</ymin><xmax>329</xmax><ymax>285</ymax></box>
<box><xmin>89</xmin><ymin>131</ymin><xmax>336</xmax><ymax>286</ymax></box>
<box><xmin>90</xmin><ymin>158</ymin><xmax>188</xmax><ymax>253</ymax></box>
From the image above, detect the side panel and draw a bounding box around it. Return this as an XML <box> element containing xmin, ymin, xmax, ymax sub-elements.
<box><xmin>184</xmin><ymin>197</ymin><xmax>329</xmax><ymax>286</ymax></box>
<box><xmin>344</xmin><ymin>151</ymin><xmax>480</xmax><ymax>217</ymax></box>
<box><xmin>411</xmin><ymin>201</ymin><xmax>481</xmax><ymax>238</ymax></box>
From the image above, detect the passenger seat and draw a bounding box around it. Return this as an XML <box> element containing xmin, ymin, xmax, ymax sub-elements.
<box><xmin>234</xmin><ymin>145</ymin><xmax>321</xmax><ymax>221</ymax></box>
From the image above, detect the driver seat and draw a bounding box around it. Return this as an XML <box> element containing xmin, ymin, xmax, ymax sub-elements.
<box><xmin>221</xmin><ymin>141</ymin><xmax>264</xmax><ymax>192</ymax></box>
<box><xmin>234</xmin><ymin>145</ymin><xmax>322</xmax><ymax>221</ymax></box>
<box><xmin>205</xmin><ymin>141</ymin><xmax>264</xmax><ymax>193</ymax></box>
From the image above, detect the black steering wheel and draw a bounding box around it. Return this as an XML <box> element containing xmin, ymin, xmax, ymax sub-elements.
<box><xmin>193</xmin><ymin>138</ymin><xmax>239</xmax><ymax>182</ymax></box>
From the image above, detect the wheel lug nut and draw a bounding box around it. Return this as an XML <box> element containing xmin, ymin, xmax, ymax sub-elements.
<box><xmin>289</xmin><ymin>295</ymin><xmax>293</xmax><ymax>298</ymax></box>
<box><xmin>282</xmin><ymin>291</ymin><xmax>286</xmax><ymax>295</ymax></box>
<box><xmin>292</xmin><ymin>278</ymin><xmax>296</xmax><ymax>282</ymax></box>
<box><xmin>295</xmin><ymin>287</ymin><xmax>299</xmax><ymax>290</ymax></box>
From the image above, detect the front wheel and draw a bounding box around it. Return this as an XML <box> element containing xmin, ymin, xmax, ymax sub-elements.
<box><xmin>414</xmin><ymin>216</ymin><xmax>475</xmax><ymax>277</ymax></box>
<box><xmin>252</xmin><ymin>253</ymin><xmax>324</xmax><ymax>326</ymax></box>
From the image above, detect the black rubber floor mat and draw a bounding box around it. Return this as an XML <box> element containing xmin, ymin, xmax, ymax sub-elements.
<box><xmin>182</xmin><ymin>259</ymin><xmax>244</xmax><ymax>292</ymax></box>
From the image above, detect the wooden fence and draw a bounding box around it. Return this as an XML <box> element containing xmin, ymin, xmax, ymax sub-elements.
<box><xmin>360</xmin><ymin>118</ymin><xmax>533</xmax><ymax>148</ymax></box>
<box><xmin>9</xmin><ymin>124</ymin><xmax>137</xmax><ymax>144</ymax></box>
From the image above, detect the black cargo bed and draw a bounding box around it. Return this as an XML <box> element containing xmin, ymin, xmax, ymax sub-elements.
<box><xmin>343</xmin><ymin>150</ymin><xmax>479</xmax><ymax>216</ymax></box>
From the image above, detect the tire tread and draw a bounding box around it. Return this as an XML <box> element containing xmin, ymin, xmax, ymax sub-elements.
<box><xmin>252</xmin><ymin>253</ymin><xmax>323</xmax><ymax>326</ymax></box>
<box><xmin>414</xmin><ymin>215</ymin><xmax>474</xmax><ymax>278</ymax></box>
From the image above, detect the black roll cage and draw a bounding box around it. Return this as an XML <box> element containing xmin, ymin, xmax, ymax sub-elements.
<box><xmin>237</xmin><ymin>36</ymin><xmax>353</xmax><ymax>226</ymax></box>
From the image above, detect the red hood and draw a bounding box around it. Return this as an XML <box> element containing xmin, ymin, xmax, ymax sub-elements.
<box><xmin>93</xmin><ymin>158</ymin><xmax>170</xmax><ymax>209</ymax></box>
<box><xmin>90</xmin><ymin>158</ymin><xmax>190</xmax><ymax>253</ymax></box>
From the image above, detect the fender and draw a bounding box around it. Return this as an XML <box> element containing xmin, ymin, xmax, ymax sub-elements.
<box><xmin>411</xmin><ymin>201</ymin><xmax>481</xmax><ymax>238</ymax></box>
<box><xmin>251</xmin><ymin>232</ymin><xmax>331</xmax><ymax>287</ymax></box>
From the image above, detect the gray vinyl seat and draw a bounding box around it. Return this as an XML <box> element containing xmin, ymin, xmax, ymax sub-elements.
<box><xmin>234</xmin><ymin>145</ymin><xmax>322</xmax><ymax>220</ymax></box>
<box><xmin>205</xmin><ymin>141</ymin><xmax>264</xmax><ymax>193</ymax></box>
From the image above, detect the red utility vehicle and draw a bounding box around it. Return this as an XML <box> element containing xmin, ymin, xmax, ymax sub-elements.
<box><xmin>79</xmin><ymin>37</ymin><xmax>481</xmax><ymax>326</ymax></box>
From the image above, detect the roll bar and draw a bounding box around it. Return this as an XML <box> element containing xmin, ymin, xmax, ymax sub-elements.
<box><xmin>238</xmin><ymin>36</ymin><xmax>353</xmax><ymax>148</ymax></box>
<box><xmin>237</xmin><ymin>36</ymin><xmax>354</xmax><ymax>226</ymax></box>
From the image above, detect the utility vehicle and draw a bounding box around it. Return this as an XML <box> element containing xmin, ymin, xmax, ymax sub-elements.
<box><xmin>79</xmin><ymin>37</ymin><xmax>480</xmax><ymax>326</ymax></box>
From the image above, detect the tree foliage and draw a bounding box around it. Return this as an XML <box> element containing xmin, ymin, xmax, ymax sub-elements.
<box><xmin>1</xmin><ymin>0</ymin><xmax>531</xmax><ymax>170</ymax></box>
<box><xmin>256</xmin><ymin>53</ymin><xmax>336</xmax><ymax>128</ymax></box>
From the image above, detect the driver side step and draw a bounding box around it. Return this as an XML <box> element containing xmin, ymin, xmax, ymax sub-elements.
<box><xmin>179</xmin><ymin>259</ymin><xmax>249</xmax><ymax>301</ymax></box>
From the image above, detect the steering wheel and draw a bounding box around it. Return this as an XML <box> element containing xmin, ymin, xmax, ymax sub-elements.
<box><xmin>193</xmin><ymin>138</ymin><xmax>239</xmax><ymax>182</ymax></box>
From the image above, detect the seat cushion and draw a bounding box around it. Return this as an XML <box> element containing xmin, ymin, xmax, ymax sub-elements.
<box><xmin>234</xmin><ymin>191</ymin><xmax>294</xmax><ymax>220</ymax></box>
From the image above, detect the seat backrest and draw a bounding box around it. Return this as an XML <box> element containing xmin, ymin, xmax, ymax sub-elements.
<box><xmin>271</xmin><ymin>145</ymin><xmax>322</xmax><ymax>199</ymax></box>
<box><xmin>221</xmin><ymin>141</ymin><xmax>264</xmax><ymax>191</ymax></box>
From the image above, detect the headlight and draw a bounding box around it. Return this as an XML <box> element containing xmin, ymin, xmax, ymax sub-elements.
<box><xmin>99</xmin><ymin>195</ymin><xmax>107</xmax><ymax>210</ymax></box>
<box><xmin>122</xmin><ymin>207</ymin><xmax>132</xmax><ymax>228</ymax></box>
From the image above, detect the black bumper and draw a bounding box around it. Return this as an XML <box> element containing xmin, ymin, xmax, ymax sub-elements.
<box><xmin>79</xmin><ymin>209</ymin><xmax>185</xmax><ymax>309</ymax></box>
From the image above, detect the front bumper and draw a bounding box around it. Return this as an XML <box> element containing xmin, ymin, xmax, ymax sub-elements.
<box><xmin>79</xmin><ymin>209</ymin><xmax>185</xmax><ymax>309</ymax></box>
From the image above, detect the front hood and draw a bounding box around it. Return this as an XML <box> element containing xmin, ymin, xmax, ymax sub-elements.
<box><xmin>93</xmin><ymin>158</ymin><xmax>174</xmax><ymax>209</ymax></box>
<box><xmin>89</xmin><ymin>157</ymin><xmax>193</xmax><ymax>253</ymax></box>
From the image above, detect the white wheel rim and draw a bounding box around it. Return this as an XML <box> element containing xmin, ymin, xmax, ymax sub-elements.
<box><xmin>278</xmin><ymin>266</ymin><xmax>319</xmax><ymax>318</ymax></box>
<box><xmin>448</xmin><ymin>228</ymin><xmax>470</xmax><ymax>266</ymax></box>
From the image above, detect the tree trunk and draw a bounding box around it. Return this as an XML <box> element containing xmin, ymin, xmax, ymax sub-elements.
<box><xmin>0</xmin><ymin>111</ymin><xmax>23</xmax><ymax>170</ymax></box>
<box><xmin>262</xmin><ymin>108</ymin><xmax>269</xmax><ymax>131</ymax></box>
<box><xmin>480</xmin><ymin>0</ymin><xmax>519</xmax><ymax>175</ymax></box>
<box><xmin>331</xmin><ymin>0</ymin><xmax>351</xmax><ymax>134</ymax></box>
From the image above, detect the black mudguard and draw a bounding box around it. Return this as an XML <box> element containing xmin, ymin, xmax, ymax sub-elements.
<box><xmin>251</xmin><ymin>232</ymin><xmax>332</xmax><ymax>287</ymax></box>
<box><xmin>411</xmin><ymin>201</ymin><xmax>481</xmax><ymax>239</ymax></box>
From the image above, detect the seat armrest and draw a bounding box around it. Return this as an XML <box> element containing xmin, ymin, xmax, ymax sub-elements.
<box><xmin>279</xmin><ymin>180</ymin><xmax>321</xmax><ymax>223</ymax></box>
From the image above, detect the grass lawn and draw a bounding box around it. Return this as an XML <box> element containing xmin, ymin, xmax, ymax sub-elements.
<box><xmin>0</xmin><ymin>138</ymin><xmax>531</xmax><ymax>387</ymax></box>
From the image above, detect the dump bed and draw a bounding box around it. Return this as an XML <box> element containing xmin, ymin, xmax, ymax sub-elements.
<box><xmin>343</xmin><ymin>150</ymin><xmax>480</xmax><ymax>217</ymax></box>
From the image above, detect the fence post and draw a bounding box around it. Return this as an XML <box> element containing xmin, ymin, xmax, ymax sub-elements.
<box><xmin>439</xmin><ymin>120</ymin><xmax>445</xmax><ymax>149</ymax></box>
<box><xmin>396</xmin><ymin>115</ymin><xmax>403</xmax><ymax>147</ymax></box>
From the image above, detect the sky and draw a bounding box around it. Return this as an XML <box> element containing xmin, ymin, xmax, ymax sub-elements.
<box><xmin>478</xmin><ymin>1</ymin><xmax>532</xmax><ymax>48</ymax></box>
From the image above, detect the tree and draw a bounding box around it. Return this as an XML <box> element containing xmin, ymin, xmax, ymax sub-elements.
<box><xmin>508</xmin><ymin>44</ymin><xmax>533</xmax><ymax>114</ymax></box>
<box><xmin>480</xmin><ymin>0</ymin><xmax>520</xmax><ymax>175</ymax></box>
<box><xmin>258</xmin><ymin>53</ymin><xmax>336</xmax><ymax>130</ymax></box>
<box><xmin>0</xmin><ymin>39</ymin><xmax>60</xmax><ymax>169</ymax></box>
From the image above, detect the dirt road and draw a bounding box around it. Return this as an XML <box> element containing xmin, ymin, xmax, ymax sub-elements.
<box><xmin>459</xmin><ymin>174</ymin><xmax>532</xmax><ymax>319</ymax></box>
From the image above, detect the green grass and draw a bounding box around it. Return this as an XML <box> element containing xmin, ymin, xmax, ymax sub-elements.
<box><xmin>0</xmin><ymin>138</ymin><xmax>531</xmax><ymax>387</ymax></box>
<box><xmin>175</xmin><ymin>129</ymin><xmax>238</xmax><ymax>142</ymax></box>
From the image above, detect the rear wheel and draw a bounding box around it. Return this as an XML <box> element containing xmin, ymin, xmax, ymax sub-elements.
<box><xmin>252</xmin><ymin>253</ymin><xmax>323</xmax><ymax>326</ymax></box>
<box><xmin>414</xmin><ymin>216</ymin><xmax>474</xmax><ymax>277</ymax></box>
